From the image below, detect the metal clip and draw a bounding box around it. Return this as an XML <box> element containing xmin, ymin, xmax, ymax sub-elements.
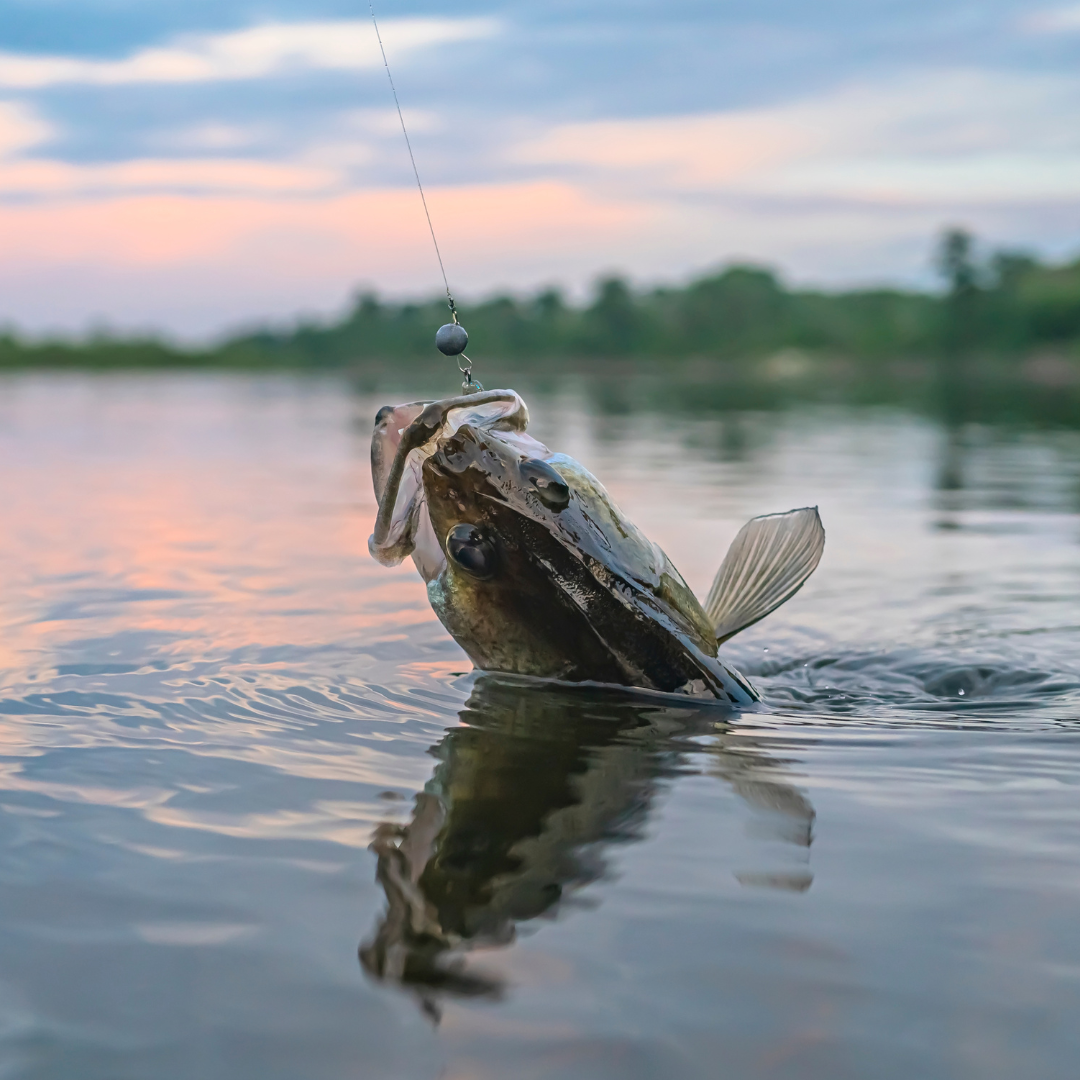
<box><xmin>458</xmin><ymin>354</ymin><xmax>484</xmax><ymax>394</ymax></box>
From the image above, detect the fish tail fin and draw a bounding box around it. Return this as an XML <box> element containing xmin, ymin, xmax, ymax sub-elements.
<box><xmin>704</xmin><ymin>507</ymin><xmax>825</xmax><ymax>644</ymax></box>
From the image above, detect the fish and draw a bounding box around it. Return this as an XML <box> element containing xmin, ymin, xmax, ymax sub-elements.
<box><xmin>368</xmin><ymin>389</ymin><xmax>824</xmax><ymax>704</ymax></box>
<box><xmin>360</xmin><ymin>674</ymin><xmax>816</xmax><ymax>1011</ymax></box>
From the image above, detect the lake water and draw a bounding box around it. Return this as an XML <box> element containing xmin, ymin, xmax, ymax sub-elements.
<box><xmin>0</xmin><ymin>371</ymin><xmax>1078</xmax><ymax>1079</ymax></box>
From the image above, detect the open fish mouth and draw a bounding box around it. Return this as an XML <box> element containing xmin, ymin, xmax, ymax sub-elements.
<box><xmin>369</xmin><ymin>390</ymin><xmax>539</xmax><ymax>580</ymax></box>
<box><xmin>368</xmin><ymin>390</ymin><xmax>824</xmax><ymax>703</ymax></box>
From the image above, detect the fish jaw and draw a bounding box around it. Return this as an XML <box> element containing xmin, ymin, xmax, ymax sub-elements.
<box><xmin>371</xmin><ymin>401</ymin><xmax>427</xmax><ymax>505</ymax></box>
<box><xmin>369</xmin><ymin>400</ymin><xmax>447</xmax><ymax>578</ymax></box>
<box><xmin>368</xmin><ymin>392</ymin><xmax>536</xmax><ymax>581</ymax></box>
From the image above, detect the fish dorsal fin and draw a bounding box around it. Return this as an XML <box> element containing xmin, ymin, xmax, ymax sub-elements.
<box><xmin>704</xmin><ymin>507</ymin><xmax>824</xmax><ymax>644</ymax></box>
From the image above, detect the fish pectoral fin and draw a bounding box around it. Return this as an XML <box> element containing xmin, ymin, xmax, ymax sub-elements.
<box><xmin>704</xmin><ymin>507</ymin><xmax>824</xmax><ymax>644</ymax></box>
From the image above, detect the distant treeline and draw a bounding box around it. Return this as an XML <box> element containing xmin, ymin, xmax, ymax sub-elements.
<box><xmin>2</xmin><ymin>230</ymin><xmax>1079</xmax><ymax>370</ymax></box>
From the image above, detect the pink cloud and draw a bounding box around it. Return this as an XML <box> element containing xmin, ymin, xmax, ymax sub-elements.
<box><xmin>0</xmin><ymin>158</ymin><xmax>339</xmax><ymax>197</ymax></box>
<box><xmin>0</xmin><ymin>181</ymin><xmax>653</xmax><ymax>334</ymax></box>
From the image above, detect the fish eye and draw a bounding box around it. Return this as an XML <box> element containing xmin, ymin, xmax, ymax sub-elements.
<box><xmin>446</xmin><ymin>524</ymin><xmax>498</xmax><ymax>580</ymax></box>
<box><xmin>519</xmin><ymin>459</ymin><xmax>571</xmax><ymax>511</ymax></box>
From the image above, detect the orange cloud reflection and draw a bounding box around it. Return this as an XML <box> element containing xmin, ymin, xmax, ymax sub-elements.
<box><xmin>0</xmin><ymin>384</ymin><xmax>440</xmax><ymax>675</ymax></box>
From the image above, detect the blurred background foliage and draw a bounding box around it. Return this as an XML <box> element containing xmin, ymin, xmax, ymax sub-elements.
<box><xmin>3</xmin><ymin>230</ymin><xmax>1078</xmax><ymax>378</ymax></box>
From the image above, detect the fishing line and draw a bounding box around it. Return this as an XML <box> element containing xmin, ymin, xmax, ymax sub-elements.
<box><xmin>368</xmin><ymin>3</ymin><xmax>480</xmax><ymax>390</ymax></box>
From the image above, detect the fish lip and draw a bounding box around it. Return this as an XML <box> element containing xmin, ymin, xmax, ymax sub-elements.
<box><xmin>371</xmin><ymin>390</ymin><xmax>522</xmax><ymax>548</ymax></box>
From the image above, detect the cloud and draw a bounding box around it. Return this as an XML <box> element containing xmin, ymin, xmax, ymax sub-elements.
<box><xmin>1021</xmin><ymin>5</ymin><xmax>1080</xmax><ymax>33</ymax></box>
<box><xmin>155</xmin><ymin>123</ymin><xmax>269</xmax><ymax>152</ymax></box>
<box><xmin>0</xmin><ymin>181</ymin><xmax>642</xmax><ymax>267</ymax></box>
<box><xmin>516</xmin><ymin>112</ymin><xmax>805</xmax><ymax>189</ymax></box>
<box><xmin>1</xmin><ymin>58</ymin><xmax>1079</xmax><ymax>336</ymax></box>
<box><xmin>0</xmin><ymin>182</ymin><xmax>649</xmax><ymax>335</ymax></box>
<box><xmin>0</xmin><ymin>18</ymin><xmax>500</xmax><ymax>89</ymax></box>
<box><xmin>0</xmin><ymin>157</ymin><xmax>340</xmax><ymax>197</ymax></box>
<box><xmin>0</xmin><ymin>99</ymin><xmax>342</xmax><ymax>196</ymax></box>
<box><xmin>0</xmin><ymin>100</ymin><xmax>51</xmax><ymax>157</ymax></box>
<box><xmin>515</xmin><ymin>68</ymin><xmax>1080</xmax><ymax>205</ymax></box>
<box><xmin>764</xmin><ymin>155</ymin><xmax>1080</xmax><ymax>204</ymax></box>
<box><xmin>0</xmin><ymin>169</ymin><xmax>1073</xmax><ymax>339</ymax></box>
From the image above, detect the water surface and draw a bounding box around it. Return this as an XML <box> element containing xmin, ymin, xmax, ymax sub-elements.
<box><xmin>0</xmin><ymin>372</ymin><xmax>1078</xmax><ymax>1079</ymax></box>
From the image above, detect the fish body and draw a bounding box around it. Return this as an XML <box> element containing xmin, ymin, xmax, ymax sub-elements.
<box><xmin>370</xmin><ymin>390</ymin><xmax>823</xmax><ymax>703</ymax></box>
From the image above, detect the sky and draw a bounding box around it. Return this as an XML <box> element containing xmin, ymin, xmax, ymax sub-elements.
<box><xmin>1</xmin><ymin>0</ymin><xmax>1079</xmax><ymax>339</ymax></box>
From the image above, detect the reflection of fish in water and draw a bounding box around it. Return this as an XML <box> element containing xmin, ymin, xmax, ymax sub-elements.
<box><xmin>359</xmin><ymin>676</ymin><xmax>815</xmax><ymax>1017</ymax></box>
<box><xmin>369</xmin><ymin>390</ymin><xmax>824</xmax><ymax>702</ymax></box>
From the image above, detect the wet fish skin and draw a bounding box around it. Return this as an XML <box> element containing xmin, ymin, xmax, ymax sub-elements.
<box><xmin>368</xmin><ymin>390</ymin><xmax>825</xmax><ymax>703</ymax></box>
<box><xmin>420</xmin><ymin>420</ymin><xmax>756</xmax><ymax>701</ymax></box>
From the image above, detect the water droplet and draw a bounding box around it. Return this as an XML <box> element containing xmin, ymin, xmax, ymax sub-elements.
<box><xmin>958</xmin><ymin>689</ymin><xmax>965</xmax><ymax>696</ymax></box>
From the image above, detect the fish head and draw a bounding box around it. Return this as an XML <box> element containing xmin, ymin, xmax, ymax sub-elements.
<box><xmin>422</xmin><ymin>418</ymin><xmax>572</xmax><ymax>551</ymax></box>
<box><xmin>369</xmin><ymin>390</ymin><xmax>751</xmax><ymax>699</ymax></box>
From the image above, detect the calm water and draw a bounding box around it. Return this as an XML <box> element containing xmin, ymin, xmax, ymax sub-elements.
<box><xmin>1</xmin><ymin>372</ymin><xmax>1079</xmax><ymax>1080</ymax></box>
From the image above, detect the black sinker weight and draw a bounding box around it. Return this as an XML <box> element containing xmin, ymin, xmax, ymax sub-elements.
<box><xmin>436</xmin><ymin>323</ymin><xmax>469</xmax><ymax>356</ymax></box>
